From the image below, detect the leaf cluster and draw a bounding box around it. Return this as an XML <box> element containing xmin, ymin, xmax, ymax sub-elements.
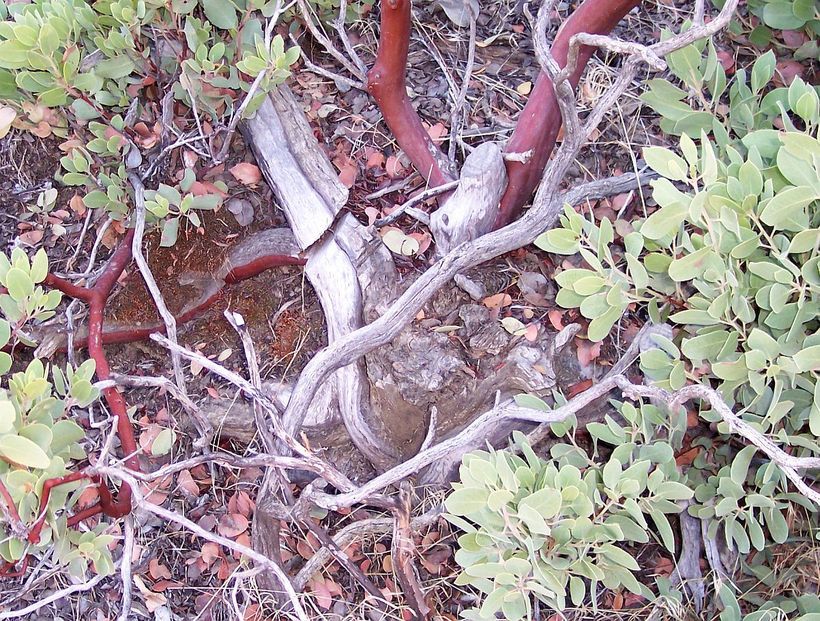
<box><xmin>0</xmin><ymin>0</ymin><xmax>301</xmax><ymax>241</ymax></box>
<box><xmin>0</xmin><ymin>246</ymin><xmax>112</xmax><ymax>578</ymax></box>
<box><xmin>528</xmin><ymin>35</ymin><xmax>819</xmax><ymax>617</ymax></box>
<box><xmin>445</xmin><ymin>402</ymin><xmax>693</xmax><ymax>618</ymax></box>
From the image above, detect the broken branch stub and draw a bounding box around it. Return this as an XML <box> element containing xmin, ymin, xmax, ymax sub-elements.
<box><xmin>430</xmin><ymin>142</ymin><xmax>507</xmax><ymax>257</ymax></box>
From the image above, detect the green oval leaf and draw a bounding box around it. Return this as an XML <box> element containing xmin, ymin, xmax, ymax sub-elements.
<box><xmin>760</xmin><ymin>186</ymin><xmax>817</xmax><ymax>228</ymax></box>
<box><xmin>0</xmin><ymin>433</ymin><xmax>51</xmax><ymax>469</ymax></box>
<box><xmin>5</xmin><ymin>267</ymin><xmax>33</xmax><ymax>301</ymax></box>
<box><xmin>151</xmin><ymin>427</ymin><xmax>176</xmax><ymax>456</ymax></box>
<box><xmin>643</xmin><ymin>146</ymin><xmax>689</xmax><ymax>181</ymax></box>
<box><xmin>202</xmin><ymin>0</ymin><xmax>238</xmax><ymax>29</ymax></box>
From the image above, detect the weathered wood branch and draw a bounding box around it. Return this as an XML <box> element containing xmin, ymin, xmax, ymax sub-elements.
<box><xmin>279</xmin><ymin>172</ymin><xmax>647</xmax><ymax>444</ymax></box>
<box><xmin>243</xmin><ymin>86</ymin><xmax>398</xmax><ymax>468</ymax></box>
<box><xmin>429</xmin><ymin>142</ymin><xmax>506</xmax><ymax>256</ymax></box>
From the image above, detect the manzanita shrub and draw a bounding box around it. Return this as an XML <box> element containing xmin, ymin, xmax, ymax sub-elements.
<box><xmin>447</xmin><ymin>30</ymin><xmax>819</xmax><ymax>620</ymax></box>
<box><xmin>0</xmin><ymin>250</ymin><xmax>114</xmax><ymax>578</ymax></box>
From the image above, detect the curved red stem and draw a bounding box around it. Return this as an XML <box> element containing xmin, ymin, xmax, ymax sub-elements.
<box><xmin>58</xmin><ymin>253</ymin><xmax>305</xmax><ymax>349</ymax></box>
<box><xmin>367</xmin><ymin>0</ymin><xmax>456</xmax><ymax>187</ymax></box>
<box><xmin>496</xmin><ymin>0</ymin><xmax>641</xmax><ymax>226</ymax></box>
<box><xmin>28</xmin><ymin>231</ymin><xmax>137</xmax><ymax>543</ymax></box>
<box><xmin>224</xmin><ymin>254</ymin><xmax>305</xmax><ymax>285</ymax></box>
<box><xmin>27</xmin><ymin>472</ymin><xmax>95</xmax><ymax>543</ymax></box>
<box><xmin>0</xmin><ymin>554</ymin><xmax>29</xmax><ymax>578</ymax></box>
<box><xmin>24</xmin><ymin>245</ymin><xmax>304</xmax><ymax>543</ymax></box>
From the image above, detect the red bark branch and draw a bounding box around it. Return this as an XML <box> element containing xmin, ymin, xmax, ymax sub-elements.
<box><xmin>52</xmin><ymin>253</ymin><xmax>305</xmax><ymax>349</ymax></box>
<box><xmin>28</xmin><ymin>231</ymin><xmax>137</xmax><ymax>543</ymax></box>
<box><xmin>0</xmin><ymin>554</ymin><xmax>29</xmax><ymax>578</ymax></box>
<box><xmin>496</xmin><ymin>0</ymin><xmax>641</xmax><ymax>226</ymax></box>
<box><xmin>22</xmin><ymin>244</ymin><xmax>304</xmax><ymax>545</ymax></box>
<box><xmin>0</xmin><ymin>478</ymin><xmax>21</xmax><ymax>526</ymax></box>
<box><xmin>367</xmin><ymin>0</ymin><xmax>639</xmax><ymax>226</ymax></box>
<box><xmin>27</xmin><ymin>472</ymin><xmax>96</xmax><ymax>543</ymax></box>
<box><xmin>223</xmin><ymin>254</ymin><xmax>306</xmax><ymax>285</ymax></box>
<box><xmin>367</xmin><ymin>0</ymin><xmax>455</xmax><ymax>187</ymax></box>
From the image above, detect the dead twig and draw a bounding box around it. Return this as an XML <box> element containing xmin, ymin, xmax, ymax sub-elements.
<box><xmin>373</xmin><ymin>180</ymin><xmax>460</xmax><ymax>228</ymax></box>
<box><xmin>224</xmin><ymin>310</ymin><xmax>389</xmax><ymax>607</ymax></box>
<box><xmin>333</xmin><ymin>0</ymin><xmax>367</xmax><ymax>75</ymax></box>
<box><xmin>389</xmin><ymin>482</ymin><xmax>432</xmax><ymax>620</ymax></box>
<box><xmin>149</xmin><ymin>332</ymin><xmax>356</xmax><ymax>494</ymax></box>
<box><xmin>448</xmin><ymin>17</ymin><xmax>477</xmax><ymax>163</ymax></box>
<box><xmin>94</xmin><ymin>465</ymin><xmax>311</xmax><ymax>621</ymax></box>
<box><xmin>296</xmin><ymin>0</ymin><xmax>367</xmax><ymax>83</ymax></box>
<box><xmin>615</xmin><ymin>378</ymin><xmax>820</xmax><ymax>505</ymax></box>
<box><xmin>560</xmin><ymin>32</ymin><xmax>666</xmax><ymax>84</ymax></box>
<box><xmin>216</xmin><ymin>14</ymin><xmax>281</xmax><ymax>163</ymax></box>
<box><xmin>116</xmin><ymin>516</ymin><xmax>135</xmax><ymax>621</ymax></box>
<box><xmin>0</xmin><ymin>571</ymin><xmax>109</xmax><ymax>620</ymax></box>
<box><xmin>110</xmin><ymin>372</ymin><xmax>211</xmax><ymax>447</ymax></box>
<box><xmin>294</xmin><ymin>507</ymin><xmax>442</xmax><ymax>590</ymax></box>
<box><xmin>128</xmin><ymin>174</ymin><xmax>188</xmax><ymax>402</ymax></box>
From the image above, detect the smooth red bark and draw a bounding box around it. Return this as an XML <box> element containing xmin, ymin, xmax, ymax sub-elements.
<box><xmin>367</xmin><ymin>0</ymin><xmax>455</xmax><ymax>187</ymax></box>
<box><xmin>29</xmin><ymin>232</ymin><xmax>137</xmax><ymax>542</ymax></box>
<box><xmin>496</xmin><ymin>0</ymin><xmax>641</xmax><ymax>226</ymax></box>
<box><xmin>367</xmin><ymin>0</ymin><xmax>640</xmax><ymax>226</ymax></box>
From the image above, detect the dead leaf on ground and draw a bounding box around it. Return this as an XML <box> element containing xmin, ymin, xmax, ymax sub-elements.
<box><xmin>426</xmin><ymin>122</ymin><xmax>448</xmax><ymax>145</ymax></box>
<box><xmin>228</xmin><ymin>490</ymin><xmax>255</xmax><ymax>517</ymax></box>
<box><xmin>518</xmin><ymin>272</ymin><xmax>551</xmax><ymax>306</ymax></box>
<box><xmin>149</xmin><ymin>558</ymin><xmax>172</xmax><ymax>581</ymax></box>
<box><xmin>199</xmin><ymin>542</ymin><xmax>221</xmax><ymax>566</ymax></box>
<box><xmin>653</xmin><ymin>556</ymin><xmax>674</xmax><ymax>576</ymax></box>
<box><xmin>524</xmin><ymin>323</ymin><xmax>539</xmax><ymax>342</ymax></box>
<box><xmin>365</xmin><ymin>149</ymin><xmax>385</xmax><ymax>170</ymax></box>
<box><xmin>774</xmin><ymin>59</ymin><xmax>805</xmax><ymax>86</ymax></box>
<box><xmin>217</xmin><ymin>513</ymin><xmax>249</xmax><ymax>539</ymax></box>
<box><xmin>133</xmin><ymin>575</ymin><xmax>168</xmax><ymax>613</ymax></box>
<box><xmin>567</xmin><ymin>378</ymin><xmax>593</xmax><ymax>398</ymax></box>
<box><xmin>17</xmin><ymin>230</ymin><xmax>44</xmax><ymax>246</ymax></box>
<box><xmin>483</xmin><ymin>293</ymin><xmax>512</xmax><ymax>309</ymax></box>
<box><xmin>230</xmin><ymin>162</ymin><xmax>262</xmax><ymax>186</ymax></box>
<box><xmin>308</xmin><ymin>576</ymin><xmax>343</xmax><ymax>610</ymax></box>
<box><xmin>548</xmin><ymin>309</ymin><xmax>565</xmax><ymax>331</ymax></box>
<box><xmin>381</xmin><ymin>227</ymin><xmax>420</xmax><ymax>256</ymax></box>
<box><xmin>385</xmin><ymin>154</ymin><xmax>405</xmax><ymax>178</ymax></box>
<box><xmin>226</xmin><ymin>198</ymin><xmax>254</xmax><ymax>226</ymax></box>
<box><xmin>190</xmin><ymin>180</ymin><xmax>228</xmax><ymax>198</ymax></box>
<box><xmin>676</xmin><ymin>447</ymin><xmax>701</xmax><ymax>467</ymax></box>
<box><xmin>576</xmin><ymin>339</ymin><xmax>602</xmax><ymax>368</ymax></box>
